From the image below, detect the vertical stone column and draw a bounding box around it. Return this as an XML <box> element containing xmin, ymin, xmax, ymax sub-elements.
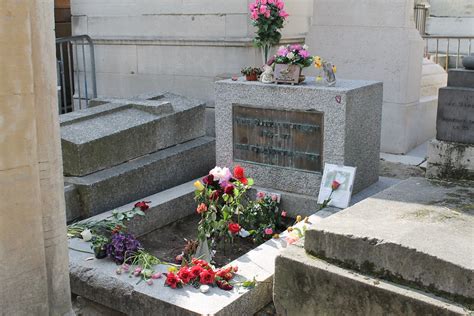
<box><xmin>305</xmin><ymin>0</ymin><xmax>425</xmax><ymax>154</ymax></box>
<box><xmin>0</xmin><ymin>1</ymin><xmax>73</xmax><ymax>315</ymax></box>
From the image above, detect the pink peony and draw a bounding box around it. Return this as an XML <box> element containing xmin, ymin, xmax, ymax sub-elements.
<box><xmin>251</xmin><ymin>10</ymin><xmax>259</xmax><ymax>20</ymax></box>
<box><xmin>268</xmin><ymin>0</ymin><xmax>275</xmax><ymax>3</ymax></box>
<box><xmin>277</xmin><ymin>47</ymin><xmax>288</xmax><ymax>57</ymax></box>
<box><xmin>264</xmin><ymin>9</ymin><xmax>271</xmax><ymax>18</ymax></box>
<box><xmin>261</xmin><ymin>0</ymin><xmax>267</xmax><ymax>4</ymax></box>
<box><xmin>259</xmin><ymin>5</ymin><xmax>267</xmax><ymax>14</ymax></box>
<box><xmin>299</xmin><ymin>50</ymin><xmax>309</xmax><ymax>58</ymax></box>
<box><xmin>279</xmin><ymin>10</ymin><xmax>289</xmax><ymax>18</ymax></box>
<box><xmin>264</xmin><ymin>228</ymin><xmax>273</xmax><ymax>235</ymax></box>
<box><xmin>276</xmin><ymin>0</ymin><xmax>285</xmax><ymax>10</ymax></box>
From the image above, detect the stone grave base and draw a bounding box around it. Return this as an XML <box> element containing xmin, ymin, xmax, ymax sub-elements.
<box><xmin>426</xmin><ymin>139</ymin><xmax>474</xmax><ymax>180</ymax></box>
<box><xmin>68</xmin><ymin>179</ymin><xmax>341</xmax><ymax>315</ymax></box>
<box><xmin>274</xmin><ymin>177</ymin><xmax>474</xmax><ymax>315</ymax></box>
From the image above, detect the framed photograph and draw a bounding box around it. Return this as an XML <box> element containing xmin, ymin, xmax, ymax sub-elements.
<box><xmin>317</xmin><ymin>163</ymin><xmax>356</xmax><ymax>209</ymax></box>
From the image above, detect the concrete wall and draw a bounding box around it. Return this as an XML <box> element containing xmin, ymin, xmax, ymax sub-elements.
<box><xmin>426</xmin><ymin>0</ymin><xmax>474</xmax><ymax>36</ymax></box>
<box><xmin>71</xmin><ymin>0</ymin><xmax>312</xmax><ymax>101</ymax></box>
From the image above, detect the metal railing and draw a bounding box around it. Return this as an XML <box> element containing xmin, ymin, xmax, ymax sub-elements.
<box><xmin>56</xmin><ymin>35</ymin><xmax>97</xmax><ymax>113</ymax></box>
<box><xmin>423</xmin><ymin>35</ymin><xmax>474</xmax><ymax>70</ymax></box>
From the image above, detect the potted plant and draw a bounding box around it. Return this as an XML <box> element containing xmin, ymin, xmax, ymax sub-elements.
<box><xmin>91</xmin><ymin>235</ymin><xmax>109</xmax><ymax>259</ymax></box>
<box><xmin>271</xmin><ymin>44</ymin><xmax>314</xmax><ymax>84</ymax></box>
<box><xmin>241</xmin><ymin>67</ymin><xmax>262</xmax><ymax>81</ymax></box>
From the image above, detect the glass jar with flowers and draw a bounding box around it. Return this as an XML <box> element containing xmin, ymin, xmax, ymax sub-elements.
<box><xmin>271</xmin><ymin>44</ymin><xmax>314</xmax><ymax>84</ymax></box>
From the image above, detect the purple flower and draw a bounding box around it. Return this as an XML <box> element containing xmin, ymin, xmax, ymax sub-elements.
<box><xmin>106</xmin><ymin>233</ymin><xmax>142</xmax><ymax>264</ymax></box>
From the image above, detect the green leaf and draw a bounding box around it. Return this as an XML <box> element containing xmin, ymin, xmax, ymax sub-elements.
<box><xmin>135</xmin><ymin>210</ymin><xmax>146</xmax><ymax>216</ymax></box>
<box><xmin>247</xmin><ymin>178</ymin><xmax>254</xmax><ymax>186</ymax></box>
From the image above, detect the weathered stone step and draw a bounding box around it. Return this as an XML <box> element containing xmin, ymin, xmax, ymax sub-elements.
<box><xmin>304</xmin><ymin>177</ymin><xmax>474</xmax><ymax>308</ymax></box>
<box><xmin>274</xmin><ymin>244</ymin><xmax>471</xmax><ymax>315</ymax></box>
<box><xmin>60</xmin><ymin>92</ymin><xmax>206</xmax><ymax>176</ymax></box>
<box><xmin>66</xmin><ymin>136</ymin><xmax>215</xmax><ymax>218</ymax></box>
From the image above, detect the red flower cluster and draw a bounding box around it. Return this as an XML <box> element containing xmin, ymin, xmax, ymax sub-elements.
<box><xmin>134</xmin><ymin>201</ymin><xmax>151</xmax><ymax>211</ymax></box>
<box><xmin>165</xmin><ymin>258</ymin><xmax>238</xmax><ymax>291</ymax></box>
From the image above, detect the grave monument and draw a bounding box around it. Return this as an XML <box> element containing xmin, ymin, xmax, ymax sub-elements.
<box><xmin>215</xmin><ymin>78</ymin><xmax>383</xmax><ymax>214</ymax></box>
<box><xmin>426</xmin><ymin>65</ymin><xmax>474</xmax><ymax>179</ymax></box>
<box><xmin>61</xmin><ymin>93</ymin><xmax>216</xmax><ymax>221</ymax></box>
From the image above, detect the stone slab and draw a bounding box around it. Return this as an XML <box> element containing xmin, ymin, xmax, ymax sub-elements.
<box><xmin>304</xmin><ymin>177</ymin><xmax>474</xmax><ymax>307</ymax></box>
<box><xmin>274</xmin><ymin>245</ymin><xmax>470</xmax><ymax>316</ymax></box>
<box><xmin>447</xmin><ymin>69</ymin><xmax>474</xmax><ymax>89</ymax></box>
<box><xmin>64</xmin><ymin>183</ymin><xmax>81</xmax><ymax>223</ymax></box>
<box><xmin>215</xmin><ymin>77</ymin><xmax>383</xmax><ymax>196</ymax></box>
<box><xmin>60</xmin><ymin>92</ymin><xmax>206</xmax><ymax>176</ymax></box>
<box><xmin>426</xmin><ymin>139</ymin><xmax>474</xmax><ymax>180</ymax></box>
<box><xmin>66</xmin><ymin>136</ymin><xmax>215</xmax><ymax>217</ymax></box>
<box><xmin>437</xmin><ymin>86</ymin><xmax>474</xmax><ymax>144</ymax></box>
<box><xmin>69</xmin><ymin>201</ymin><xmax>340</xmax><ymax>315</ymax></box>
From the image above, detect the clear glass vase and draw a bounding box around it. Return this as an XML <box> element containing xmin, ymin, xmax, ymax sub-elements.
<box><xmin>261</xmin><ymin>43</ymin><xmax>272</xmax><ymax>65</ymax></box>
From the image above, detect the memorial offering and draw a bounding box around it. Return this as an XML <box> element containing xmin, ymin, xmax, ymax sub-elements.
<box><xmin>241</xmin><ymin>66</ymin><xmax>262</xmax><ymax>81</ymax></box>
<box><xmin>272</xmin><ymin>44</ymin><xmax>314</xmax><ymax>84</ymax></box>
<box><xmin>249</xmin><ymin>0</ymin><xmax>289</xmax><ymax>63</ymax></box>
<box><xmin>314</xmin><ymin>56</ymin><xmax>337</xmax><ymax>86</ymax></box>
<box><xmin>317</xmin><ymin>163</ymin><xmax>356</xmax><ymax>209</ymax></box>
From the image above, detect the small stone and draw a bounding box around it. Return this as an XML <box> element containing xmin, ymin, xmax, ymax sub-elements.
<box><xmin>200</xmin><ymin>285</ymin><xmax>210</xmax><ymax>293</ymax></box>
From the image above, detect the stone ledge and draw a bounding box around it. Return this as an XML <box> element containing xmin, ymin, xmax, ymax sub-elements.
<box><xmin>274</xmin><ymin>245</ymin><xmax>470</xmax><ymax>315</ymax></box>
<box><xmin>426</xmin><ymin>139</ymin><xmax>474</xmax><ymax>180</ymax></box>
<box><xmin>89</xmin><ymin>36</ymin><xmax>305</xmax><ymax>47</ymax></box>
<box><xmin>304</xmin><ymin>177</ymin><xmax>474</xmax><ymax>307</ymax></box>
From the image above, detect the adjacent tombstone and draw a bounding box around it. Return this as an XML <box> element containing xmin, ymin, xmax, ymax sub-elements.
<box><xmin>305</xmin><ymin>0</ymin><xmax>426</xmax><ymax>154</ymax></box>
<box><xmin>215</xmin><ymin>78</ymin><xmax>383</xmax><ymax>215</ymax></box>
<box><xmin>61</xmin><ymin>93</ymin><xmax>216</xmax><ymax>220</ymax></box>
<box><xmin>426</xmin><ymin>68</ymin><xmax>474</xmax><ymax>179</ymax></box>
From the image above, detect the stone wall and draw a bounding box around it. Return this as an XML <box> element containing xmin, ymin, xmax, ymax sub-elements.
<box><xmin>71</xmin><ymin>0</ymin><xmax>312</xmax><ymax>101</ymax></box>
<box><xmin>426</xmin><ymin>0</ymin><xmax>474</xmax><ymax>37</ymax></box>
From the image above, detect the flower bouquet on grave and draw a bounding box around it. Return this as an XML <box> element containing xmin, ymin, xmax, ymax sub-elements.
<box><xmin>270</xmin><ymin>44</ymin><xmax>314</xmax><ymax>85</ymax></box>
<box><xmin>192</xmin><ymin>166</ymin><xmax>254</xmax><ymax>261</ymax></box>
<box><xmin>249</xmin><ymin>0</ymin><xmax>289</xmax><ymax>64</ymax></box>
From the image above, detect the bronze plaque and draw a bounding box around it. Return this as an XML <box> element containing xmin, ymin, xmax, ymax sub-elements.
<box><xmin>233</xmin><ymin>105</ymin><xmax>323</xmax><ymax>172</ymax></box>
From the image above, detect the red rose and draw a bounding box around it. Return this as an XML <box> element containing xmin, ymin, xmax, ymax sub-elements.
<box><xmin>190</xmin><ymin>265</ymin><xmax>203</xmax><ymax>278</ymax></box>
<box><xmin>178</xmin><ymin>267</ymin><xmax>192</xmax><ymax>284</ymax></box>
<box><xmin>216</xmin><ymin>266</ymin><xmax>234</xmax><ymax>281</ymax></box>
<box><xmin>134</xmin><ymin>201</ymin><xmax>150</xmax><ymax>211</ymax></box>
<box><xmin>203</xmin><ymin>174</ymin><xmax>215</xmax><ymax>186</ymax></box>
<box><xmin>216</xmin><ymin>279</ymin><xmax>234</xmax><ymax>291</ymax></box>
<box><xmin>228</xmin><ymin>222</ymin><xmax>241</xmax><ymax>234</ymax></box>
<box><xmin>331</xmin><ymin>180</ymin><xmax>341</xmax><ymax>191</ymax></box>
<box><xmin>233</xmin><ymin>165</ymin><xmax>248</xmax><ymax>185</ymax></box>
<box><xmin>199</xmin><ymin>269</ymin><xmax>215</xmax><ymax>285</ymax></box>
<box><xmin>224</xmin><ymin>184</ymin><xmax>235</xmax><ymax>196</ymax></box>
<box><xmin>233</xmin><ymin>165</ymin><xmax>245</xmax><ymax>179</ymax></box>
<box><xmin>191</xmin><ymin>258</ymin><xmax>210</xmax><ymax>269</ymax></box>
<box><xmin>165</xmin><ymin>272</ymin><xmax>181</xmax><ymax>289</ymax></box>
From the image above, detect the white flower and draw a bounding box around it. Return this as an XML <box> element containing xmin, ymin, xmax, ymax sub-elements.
<box><xmin>80</xmin><ymin>229</ymin><xmax>92</xmax><ymax>242</ymax></box>
<box><xmin>239</xmin><ymin>228</ymin><xmax>251</xmax><ymax>238</ymax></box>
<box><xmin>286</xmin><ymin>52</ymin><xmax>295</xmax><ymax>60</ymax></box>
<box><xmin>209</xmin><ymin>166</ymin><xmax>232</xmax><ymax>183</ymax></box>
<box><xmin>303</xmin><ymin>44</ymin><xmax>308</xmax><ymax>50</ymax></box>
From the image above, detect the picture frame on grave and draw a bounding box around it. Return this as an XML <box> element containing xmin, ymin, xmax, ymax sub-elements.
<box><xmin>317</xmin><ymin>163</ymin><xmax>356</xmax><ymax>209</ymax></box>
